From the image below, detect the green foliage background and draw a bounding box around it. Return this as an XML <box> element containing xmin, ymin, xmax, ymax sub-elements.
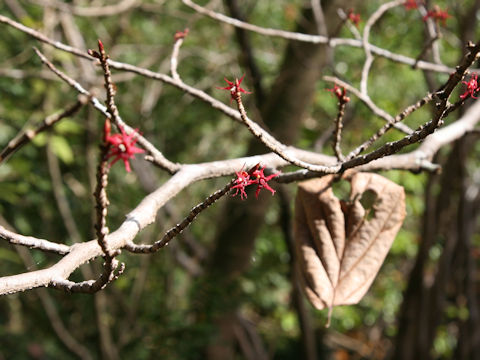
<box><xmin>0</xmin><ymin>0</ymin><xmax>479</xmax><ymax>359</ymax></box>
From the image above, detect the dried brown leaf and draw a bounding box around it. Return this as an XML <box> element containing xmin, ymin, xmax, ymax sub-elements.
<box><xmin>294</xmin><ymin>172</ymin><xmax>406</xmax><ymax>316</ymax></box>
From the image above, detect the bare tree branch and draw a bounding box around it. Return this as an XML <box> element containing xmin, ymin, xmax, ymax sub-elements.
<box><xmin>360</xmin><ymin>0</ymin><xmax>403</xmax><ymax>95</ymax></box>
<box><xmin>125</xmin><ymin>177</ymin><xmax>236</xmax><ymax>253</ymax></box>
<box><xmin>0</xmin><ymin>226</ymin><xmax>70</xmax><ymax>255</ymax></box>
<box><xmin>0</xmin><ymin>3</ymin><xmax>479</xmax><ymax>299</ymax></box>
<box><xmin>33</xmin><ymin>47</ymin><xmax>181</xmax><ymax>174</ymax></box>
<box><xmin>171</xmin><ymin>29</ymin><xmax>189</xmax><ymax>82</ymax></box>
<box><xmin>181</xmin><ymin>0</ymin><xmax>457</xmax><ymax>73</ymax></box>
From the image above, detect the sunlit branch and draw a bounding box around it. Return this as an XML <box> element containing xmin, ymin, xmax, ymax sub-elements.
<box><xmin>0</xmin><ymin>226</ymin><xmax>70</xmax><ymax>255</ymax></box>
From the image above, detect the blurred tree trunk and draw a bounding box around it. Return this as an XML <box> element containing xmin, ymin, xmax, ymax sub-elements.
<box><xmin>392</xmin><ymin>6</ymin><xmax>480</xmax><ymax>359</ymax></box>
<box><xmin>453</xmin><ymin>137</ymin><xmax>480</xmax><ymax>359</ymax></box>
<box><xmin>391</xmin><ymin>136</ymin><xmax>480</xmax><ymax>360</ymax></box>
<box><xmin>279</xmin><ymin>187</ymin><xmax>318</xmax><ymax>360</ymax></box>
<box><xmin>193</xmin><ymin>1</ymin><xmax>360</xmax><ymax>359</ymax></box>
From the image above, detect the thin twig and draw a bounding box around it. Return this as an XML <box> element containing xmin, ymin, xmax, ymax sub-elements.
<box><xmin>337</xmin><ymin>8</ymin><xmax>361</xmax><ymax>40</ymax></box>
<box><xmin>33</xmin><ymin>47</ymin><xmax>181</xmax><ymax>174</ymax></box>
<box><xmin>280</xmin><ymin>41</ymin><xmax>480</xmax><ymax>181</ymax></box>
<box><xmin>0</xmin><ymin>12</ymin><xmax>456</xmax><ymax>74</ymax></box>
<box><xmin>326</xmin><ymin>84</ymin><xmax>351</xmax><ymax>161</ymax></box>
<box><xmin>125</xmin><ymin>178</ymin><xmax>237</xmax><ymax>253</ymax></box>
<box><xmin>234</xmin><ymin>91</ymin><xmax>340</xmax><ymax>173</ymax></box>
<box><xmin>180</xmin><ymin>0</ymin><xmax>455</xmax><ymax>73</ymax></box>
<box><xmin>92</xmin><ymin>41</ymin><xmax>122</xmax><ymax>288</ymax></box>
<box><xmin>49</xmin><ymin>261</ymin><xmax>125</xmax><ymax>293</ymax></box>
<box><xmin>323</xmin><ymin>76</ymin><xmax>414</xmax><ymax>134</ymax></box>
<box><xmin>0</xmin><ymin>225</ymin><xmax>70</xmax><ymax>254</ymax></box>
<box><xmin>311</xmin><ymin>0</ymin><xmax>328</xmax><ymax>36</ymax></box>
<box><xmin>1</xmin><ymin>15</ymin><xmax>454</xmax><ymax>161</ymax></box>
<box><xmin>171</xmin><ymin>29</ymin><xmax>188</xmax><ymax>81</ymax></box>
<box><xmin>445</xmin><ymin>97</ymin><xmax>469</xmax><ymax>117</ymax></box>
<box><xmin>332</xmin><ymin>96</ymin><xmax>349</xmax><ymax>162</ymax></box>
<box><xmin>224</xmin><ymin>0</ymin><xmax>266</xmax><ymax>104</ymax></box>
<box><xmin>345</xmin><ymin>92</ymin><xmax>435</xmax><ymax>160</ymax></box>
<box><xmin>58</xmin><ymin>11</ymin><xmax>96</xmax><ymax>83</ymax></box>
<box><xmin>360</xmin><ymin>0</ymin><xmax>403</xmax><ymax>95</ymax></box>
<box><xmin>90</xmin><ymin>40</ymin><xmax>121</xmax><ymax>128</ymax></box>
<box><xmin>0</xmin><ymin>99</ymin><xmax>86</xmax><ymax>164</ymax></box>
<box><xmin>49</xmin><ymin>43</ymin><xmax>128</xmax><ymax>294</ymax></box>
<box><xmin>35</xmin><ymin>43</ymin><xmax>337</xmax><ymax>174</ymax></box>
<box><xmin>342</xmin><ymin>41</ymin><xmax>480</xmax><ymax>169</ymax></box>
<box><xmin>418</xmin><ymin>4</ymin><xmax>442</xmax><ymax>65</ymax></box>
<box><xmin>0</xmin><ymin>15</ymin><xmax>90</xmax><ymax>59</ymax></box>
<box><xmin>93</xmin><ymin>140</ymin><xmax>113</xmax><ymax>258</ymax></box>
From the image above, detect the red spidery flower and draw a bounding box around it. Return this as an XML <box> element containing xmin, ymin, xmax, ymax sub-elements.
<box><xmin>347</xmin><ymin>9</ymin><xmax>361</xmax><ymax>27</ymax></box>
<box><xmin>403</xmin><ymin>0</ymin><xmax>418</xmax><ymax>10</ymax></box>
<box><xmin>326</xmin><ymin>84</ymin><xmax>350</xmax><ymax>103</ymax></box>
<box><xmin>174</xmin><ymin>28</ymin><xmax>189</xmax><ymax>41</ymax></box>
<box><xmin>217</xmin><ymin>75</ymin><xmax>252</xmax><ymax>102</ymax></box>
<box><xmin>423</xmin><ymin>6</ymin><xmax>450</xmax><ymax>25</ymax></box>
<box><xmin>251</xmin><ymin>165</ymin><xmax>279</xmax><ymax>199</ymax></box>
<box><xmin>460</xmin><ymin>73</ymin><xmax>480</xmax><ymax>100</ymax></box>
<box><xmin>231</xmin><ymin>169</ymin><xmax>252</xmax><ymax>200</ymax></box>
<box><xmin>104</xmin><ymin>120</ymin><xmax>145</xmax><ymax>173</ymax></box>
<box><xmin>231</xmin><ymin>164</ymin><xmax>279</xmax><ymax>200</ymax></box>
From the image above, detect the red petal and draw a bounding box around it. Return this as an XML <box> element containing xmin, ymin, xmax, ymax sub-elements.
<box><xmin>98</xmin><ymin>39</ymin><xmax>104</xmax><ymax>52</ymax></box>
<box><xmin>224</xmin><ymin>77</ymin><xmax>234</xmax><ymax>86</ymax></box>
<box><xmin>123</xmin><ymin>158</ymin><xmax>132</xmax><ymax>172</ymax></box>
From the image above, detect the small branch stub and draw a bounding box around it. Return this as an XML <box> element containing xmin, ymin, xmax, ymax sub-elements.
<box><xmin>327</xmin><ymin>84</ymin><xmax>350</xmax><ymax>161</ymax></box>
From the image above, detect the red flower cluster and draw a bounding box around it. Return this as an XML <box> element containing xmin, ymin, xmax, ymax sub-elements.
<box><xmin>326</xmin><ymin>84</ymin><xmax>350</xmax><ymax>103</ymax></box>
<box><xmin>231</xmin><ymin>164</ymin><xmax>279</xmax><ymax>200</ymax></box>
<box><xmin>104</xmin><ymin>120</ymin><xmax>145</xmax><ymax>173</ymax></box>
<box><xmin>460</xmin><ymin>73</ymin><xmax>480</xmax><ymax>100</ymax></box>
<box><xmin>217</xmin><ymin>75</ymin><xmax>251</xmax><ymax>102</ymax></box>
<box><xmin>347</xmin><ymin>9</ymin><xmax>361</xmax><ymax>27</ymax></box>
<box><xmin>423</xmin><ymin>6</ymin><xmax>450</xmax><ymax>25</ymax></box>
<box><xmin>403</xmin><ymin>0</ymin><xmax>418</xmax><ymax>10</ymax></box>
<box><xmin>174</xmin><ymin>28</ymin><xmax>189</xmax><ymax>41</ymax></box>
